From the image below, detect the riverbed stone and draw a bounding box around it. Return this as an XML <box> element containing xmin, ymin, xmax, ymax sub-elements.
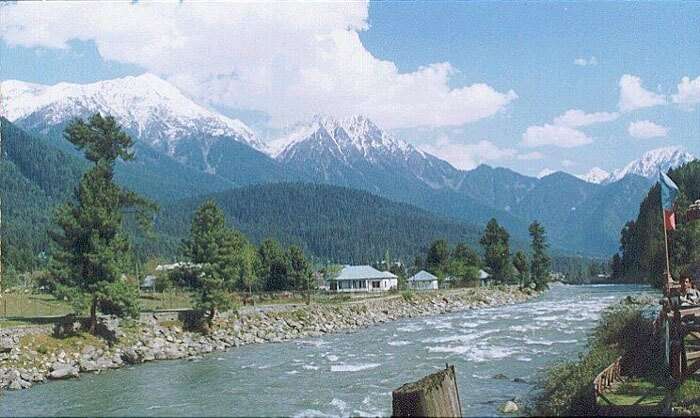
<box><xmin>499</xmin><ymin>401</ymin><xmax>519</xmax><ymax>414</ymax></box>
<box><xmin>48</xmin><ymin>363</ymin><xmax>78</xmax><ymax>380</ymax></box>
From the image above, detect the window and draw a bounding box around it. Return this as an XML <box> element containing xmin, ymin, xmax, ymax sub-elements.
<box><xmin>372</xmin><ymin>281</ymin><xmax>380</xmax><ymax>289</ymax></box>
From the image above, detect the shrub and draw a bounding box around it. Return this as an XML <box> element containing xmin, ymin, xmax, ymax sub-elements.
<box><xmin>401</xmin><ymin>289</ymin><xmax>414</xmax><ymax>302</ymax></box>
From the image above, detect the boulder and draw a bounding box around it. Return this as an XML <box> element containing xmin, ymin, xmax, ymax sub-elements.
<box><xmin>122</xmin><ymin>348</ymin><xmax>141</xmax><ymax>364</ymax></box>
<box><xmin>79</xmin><ymin>360</ymin><xmax>99</xmax><ymax>373</ymax></box>
<box><xmin>48</xmin><ymin>363</ymin><xmax>79</xmax><ymax>380</ymax></box>
<box><xmin>499</xmin><ymin>401</ymin><xmax>519</xmax><ymax>414</ymax></box>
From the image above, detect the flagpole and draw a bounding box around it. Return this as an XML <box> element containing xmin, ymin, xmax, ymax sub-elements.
<box><xmin>663</xmin><ymin>210</ymin><xmax>672</xmax><ymax>292</ymax></box>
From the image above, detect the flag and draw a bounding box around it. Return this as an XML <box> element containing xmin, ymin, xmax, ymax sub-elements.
<box><xmin>660</xmin><ymin>171</ymin><xmax>679</xmax><ymax>230</ymax></box>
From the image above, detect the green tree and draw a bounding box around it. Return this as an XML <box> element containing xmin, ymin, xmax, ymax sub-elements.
<box><xmin>453</xmin><ymin>243</ymin><xmax>481</xmax><ymax>267</ymax></box>
<box><xmin>480</xmin><ymin>218</ymin><xmax>512</xmax><ymax>283</ymax></box>
<box><xmin>426</xmin><ymin>239</ymin><xmax>450</xmax><ymax>276</ymax></box>
<box><xmin>182</xmin><ymin>200</ymin><xmax>237</xmax><ymax>328</ymax></box>
<box><xmin>288</xmin><ymin>245</ymin><xmax>313</xmax><ymax>303</ymax></box>
<box><xmin>529</xmin><ymin>221</ymin><xmax>551</xmax><ymax>290</ymax></box>
<box><xmin>237</xmin><ymin>243</ymin><xmax>261</xmax><ymax>297</ymax></box>
<box><xmin>610</xmin><ymin>253</ymin><xmax>623</xmax><ymax>280</ymax></box>
<box><xmin>513</xmin><ymin>250</ymin><xmax>530</xmax><ymax>287</ymax></box>
<box><xmin>258</xmin><ymin>239</ymin><xmax>290</xmax><ymax>291</ymax></box>
<box><xmin>49</xmin><ymin>114</ymin><xmax>156</xmax><ymax>334</ymax></box>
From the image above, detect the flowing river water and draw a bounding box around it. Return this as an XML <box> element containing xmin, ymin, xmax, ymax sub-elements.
<box><xmin>2</xmin><ymin>284</ymin><xmax>656</xmax><ymax>417</ymax></box>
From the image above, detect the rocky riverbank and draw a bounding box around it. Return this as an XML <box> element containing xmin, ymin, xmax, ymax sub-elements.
<box><xmin>0</xmin><ymin>286</ymin><xmax>538</xmax><ymax>392</ymax></box>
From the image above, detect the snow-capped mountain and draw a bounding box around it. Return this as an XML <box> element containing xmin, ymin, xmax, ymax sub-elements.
<box><xmin>577</xmin><ymin>167</ymin><xmax>611</xmax><ymax>184</ymax></box>
<box><xmin>0</xmin><ymin>74</ymin><xmax>289</xmax><ymax>183</ymax></box>
<box><xmin>271</xmin><ymin>114</ymin><xmax>461</xmax><ymax>191</ymax></box>
<box><xmin>607</xmin><ymin>146</ymin><xmax>696</xmax><ymax>183</ymax></box>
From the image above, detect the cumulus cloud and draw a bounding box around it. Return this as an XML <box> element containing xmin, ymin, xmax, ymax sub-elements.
<box><xmin>420</xmin><ymin>137</ymin><xmax>518</xmax><ymax>170</ymax></box>
<box><xmin>618</xmin><ymin>74</ymin><xmax>666</xmax><ymax>112</ymax></box>
<box><xmin>574</xmin><ymin>56</ymin><xmax>598</xmax><ymax>66</ymax></box>
<box><xmin>553</xmin><ymin>109</ymin><xmax>619</xmax><ymax>127</ymax></box>
<box><xmin>672</xmin><ymin>75</ymin><xmax>700</xmax><ymax>110</ymax></box>
<box><xmin>521</xmin><ymin>124</ymin><xmax>592</xmax><ymax>148</ymax></box>
<box><xmin>628</xmin><ymin>120</ymin><xmax>668</xmax><ymax>139</ymax></box>
<box><xmin>0</xmin><ymin>1</ymin><xmax>517</xmax><ymax>129</ymax></box>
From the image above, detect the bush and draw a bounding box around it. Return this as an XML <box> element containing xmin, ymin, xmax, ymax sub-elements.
<box><xmin>401</xmin><ymin>289</ymin><xmax>414</xmax><ymax>302</ymax></box>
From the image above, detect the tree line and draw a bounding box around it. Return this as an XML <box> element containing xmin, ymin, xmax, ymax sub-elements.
<box><xmin>381</xmin><ymin>218</ymin><xmax>551</xmax><ymax>291</ymax></box>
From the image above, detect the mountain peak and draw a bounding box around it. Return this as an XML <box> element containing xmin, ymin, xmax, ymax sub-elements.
<box><xmin>271</xmin><ymin>114</ymin><xmax>413</xmax><ymax>160</ymax></box>
<box><xmin>577</xmin><ymin>167</ymin><xmax>611</xmax><ymax>184</ymax></box>
<box><xmin>1</xmin><ymin>73</ymin><xmax>265</xmax><ymax>151</ymax></box>
<box><xmin>608</xmin><ymin>146</ymin><xmax>696</xmax><ymax>182</ymax></box>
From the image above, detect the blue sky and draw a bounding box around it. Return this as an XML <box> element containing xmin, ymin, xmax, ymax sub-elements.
<box><xmin>1</xmin><ymin>1</ymin><xmax>698</xmax><ymax>177</ymax></box>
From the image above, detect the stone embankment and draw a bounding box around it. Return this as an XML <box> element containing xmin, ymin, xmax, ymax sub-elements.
<box><xmin>0</xmin><ymin>286</ymin><xmax>537</xmax><ymax>392</ymax></box>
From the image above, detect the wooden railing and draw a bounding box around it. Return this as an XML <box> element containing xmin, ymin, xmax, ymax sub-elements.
<box><xmin>593</xmin><ymin>356</ymin><xmax>623</xmax><ymax>397</ymax></box>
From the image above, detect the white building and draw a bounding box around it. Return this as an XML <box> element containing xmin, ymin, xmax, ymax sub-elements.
<box><xmin>407</xmin><ymin>271</ymin><xmax>439</xmax><ymax>290</ymax></box>
<box><xmin>328</xmin><ymin>265</ymin><xmax>398</xmax><ymax>293</ymax></box>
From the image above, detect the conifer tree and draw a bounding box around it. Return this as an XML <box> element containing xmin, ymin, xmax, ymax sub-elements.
<box><xmin>529</xmin><ymin>221</ymin><xmax>551</xmax><ymax>290</ymax></box>
<box><xmin>182</xmin><ymin>200</ymin><xmax>238</xmax><ymax>328</ymax></box>
<box><xmin>480</xmin><ymin>218</ymin><xmax>512</xmax><ymax>283</ymax></box>
<box><xmin>513</xmin><ymin>250</ymin><xmax>530</xmax><ymax>287</ymax></box>
<box><xmin>50</xmin><ymin>114</ymin><xmax>156</xmax><ymax>334</ymax></box>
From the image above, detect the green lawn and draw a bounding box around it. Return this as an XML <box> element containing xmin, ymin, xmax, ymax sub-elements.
<box><xmin>600</xmin><ymin>378</ymin><xmax>667</xmax><ymax>406</ymax></box>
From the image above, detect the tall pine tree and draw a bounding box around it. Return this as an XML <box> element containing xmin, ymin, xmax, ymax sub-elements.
<box><xmin>480</xmin><ymin>218</ymin><xmax>512</xmax><ymax>283</ymax></box>
<box><xmin>50</xmin><ymin>114</ymin><xmax>156</xmax><ymax>333</ymax></box>
<box><xmin>529</xmin><ymin>221</ymin><xmax>551</xmax><ymax>290</ymax></box>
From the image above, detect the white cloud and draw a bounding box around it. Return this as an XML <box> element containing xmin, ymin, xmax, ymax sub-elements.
<box><xmin>537</xmin><ymin>168</ymin><xmax>556</xmax><ymax>178</ymax></box>
<box><xmin>672</xmin><ymin>75</ymin><xmax>700</xmax><ymax>110</ymax></box>
<box><xmin>0</xmin><ymin>2</ymin><xmax>517</xmax><ymax>129</ymax></box>
<box><xmin>561</xmin><ymin>159</ymin><xmax>575</xmax><ymax>167</ymax></box>
<box><xmin>517</xmin><ymin>151</ymin><xmax>544</xmax><ymax>161</ymax></box>
<box><xmin>574</xmin><ymin>56</ymin><xmax>598</xmax><ymax>66</ymax></box>
<box><xmin>420</xmin><ymin>137</ymin><xmax>517</xmax><ymax>170</ymax></box>
<box><xmin>553</xmin><ymin>109</ymin><xmax>619</xmax><ymax>127</ymax></box>
<box><xmin>628</xmin><ymin>120</ymin><xmax>668</xmax><ymax>139</ymax></box>
<box><xmin>618</xmin><ymin>74</ymin><xmax>666</xmax><ymax>112</ymax></box>
<box><xmin>521</xmin><ymin>124</ymin><xmax>592</xmax><ymax>148</ymax></box>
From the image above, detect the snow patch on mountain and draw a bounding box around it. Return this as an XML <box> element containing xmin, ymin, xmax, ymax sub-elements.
<box><xmin>272</xmin><ymin>114</ymin><xmax>420</xmax><ymax>162</ymax></box>
<box><xmin>1</xmin><ymin>73</ymin><xmax>266</xmax><ymax>152</ymax></box>
<box><xmin>608</xmin><ymin>146</ymin><xmax>696</xmax><ymax>182</ymax></box>
<box><xmin>577</xmin><ymin>167</ymin><xmax>611</xmax><ymax>184</ymax></box>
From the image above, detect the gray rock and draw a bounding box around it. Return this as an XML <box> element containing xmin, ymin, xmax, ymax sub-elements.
<box><xmin>48</xmin><ymin>364</ymin><xmax>79</xmax><ymax>380</ymax></box>
<box><xmin>96</xmin><ymin>357</ymin><xmax>117</xmax><ymax>369</ymax></box>
<box><xmin>499</xmin><ymin>401</ymin><xmax>519</xmax><ymax>414</ymax></box>
<box><xmin>122</xmin><ymin>348</ymin><xmax>141</xmax><ymax>364</ymax></box>
<box><xmin>79</xmin><ymin>360</ymin><xmax>99</xmax><ymax>372</ymax></box>
<box><xmin>0</xmin><ymin>336</ymin><xmax>16</xmax><ymax>353</ymax></box>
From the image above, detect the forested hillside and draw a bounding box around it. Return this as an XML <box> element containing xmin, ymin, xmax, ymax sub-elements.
<box><xmin>616</xmin><ymin>161</ymin><xmax>700</xmax><ymax>287</ymax></box>
<box><xmin>151</xmin><ymin>183</ymin><xmax>484</xmax><ymax>265</ymax></box>
<box><xmin>0</xmin><ymin>118</ymin><xmax>86</xmax><ymax>271</ymax></box>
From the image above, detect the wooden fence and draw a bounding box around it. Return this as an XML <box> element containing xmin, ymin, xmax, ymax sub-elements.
<box><xmin>593</xmin><ymin>356</ymin><xmax>623</xmax><ymax>399</ymax></box>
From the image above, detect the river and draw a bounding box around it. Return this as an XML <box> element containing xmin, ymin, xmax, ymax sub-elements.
<box><xmin>1</xmin><ymin>284</ymin><xmax>656</xmax><ymax>417</ymax></box>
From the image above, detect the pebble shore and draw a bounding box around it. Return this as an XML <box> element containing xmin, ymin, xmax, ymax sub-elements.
<box><xmin>0</xmin><ymin>286</ymin><xmax>538</xmax><ymax>392</ymax></box>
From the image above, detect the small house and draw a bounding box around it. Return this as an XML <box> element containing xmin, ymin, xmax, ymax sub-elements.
<box><xmin>408</xmin><ymin>271</ymin><xmax>439</xmax><ymax>290</ymax></box>
<box><xmin>328</xmin><ymin>265</ymin><xmax>398</xmax><ymax>293</ymax></box>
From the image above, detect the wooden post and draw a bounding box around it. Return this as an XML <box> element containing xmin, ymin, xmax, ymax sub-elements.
<box><xmin>392</xmin><ymin>365</ymin><xmax>462</xmax><ymax>417</ymax></box>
